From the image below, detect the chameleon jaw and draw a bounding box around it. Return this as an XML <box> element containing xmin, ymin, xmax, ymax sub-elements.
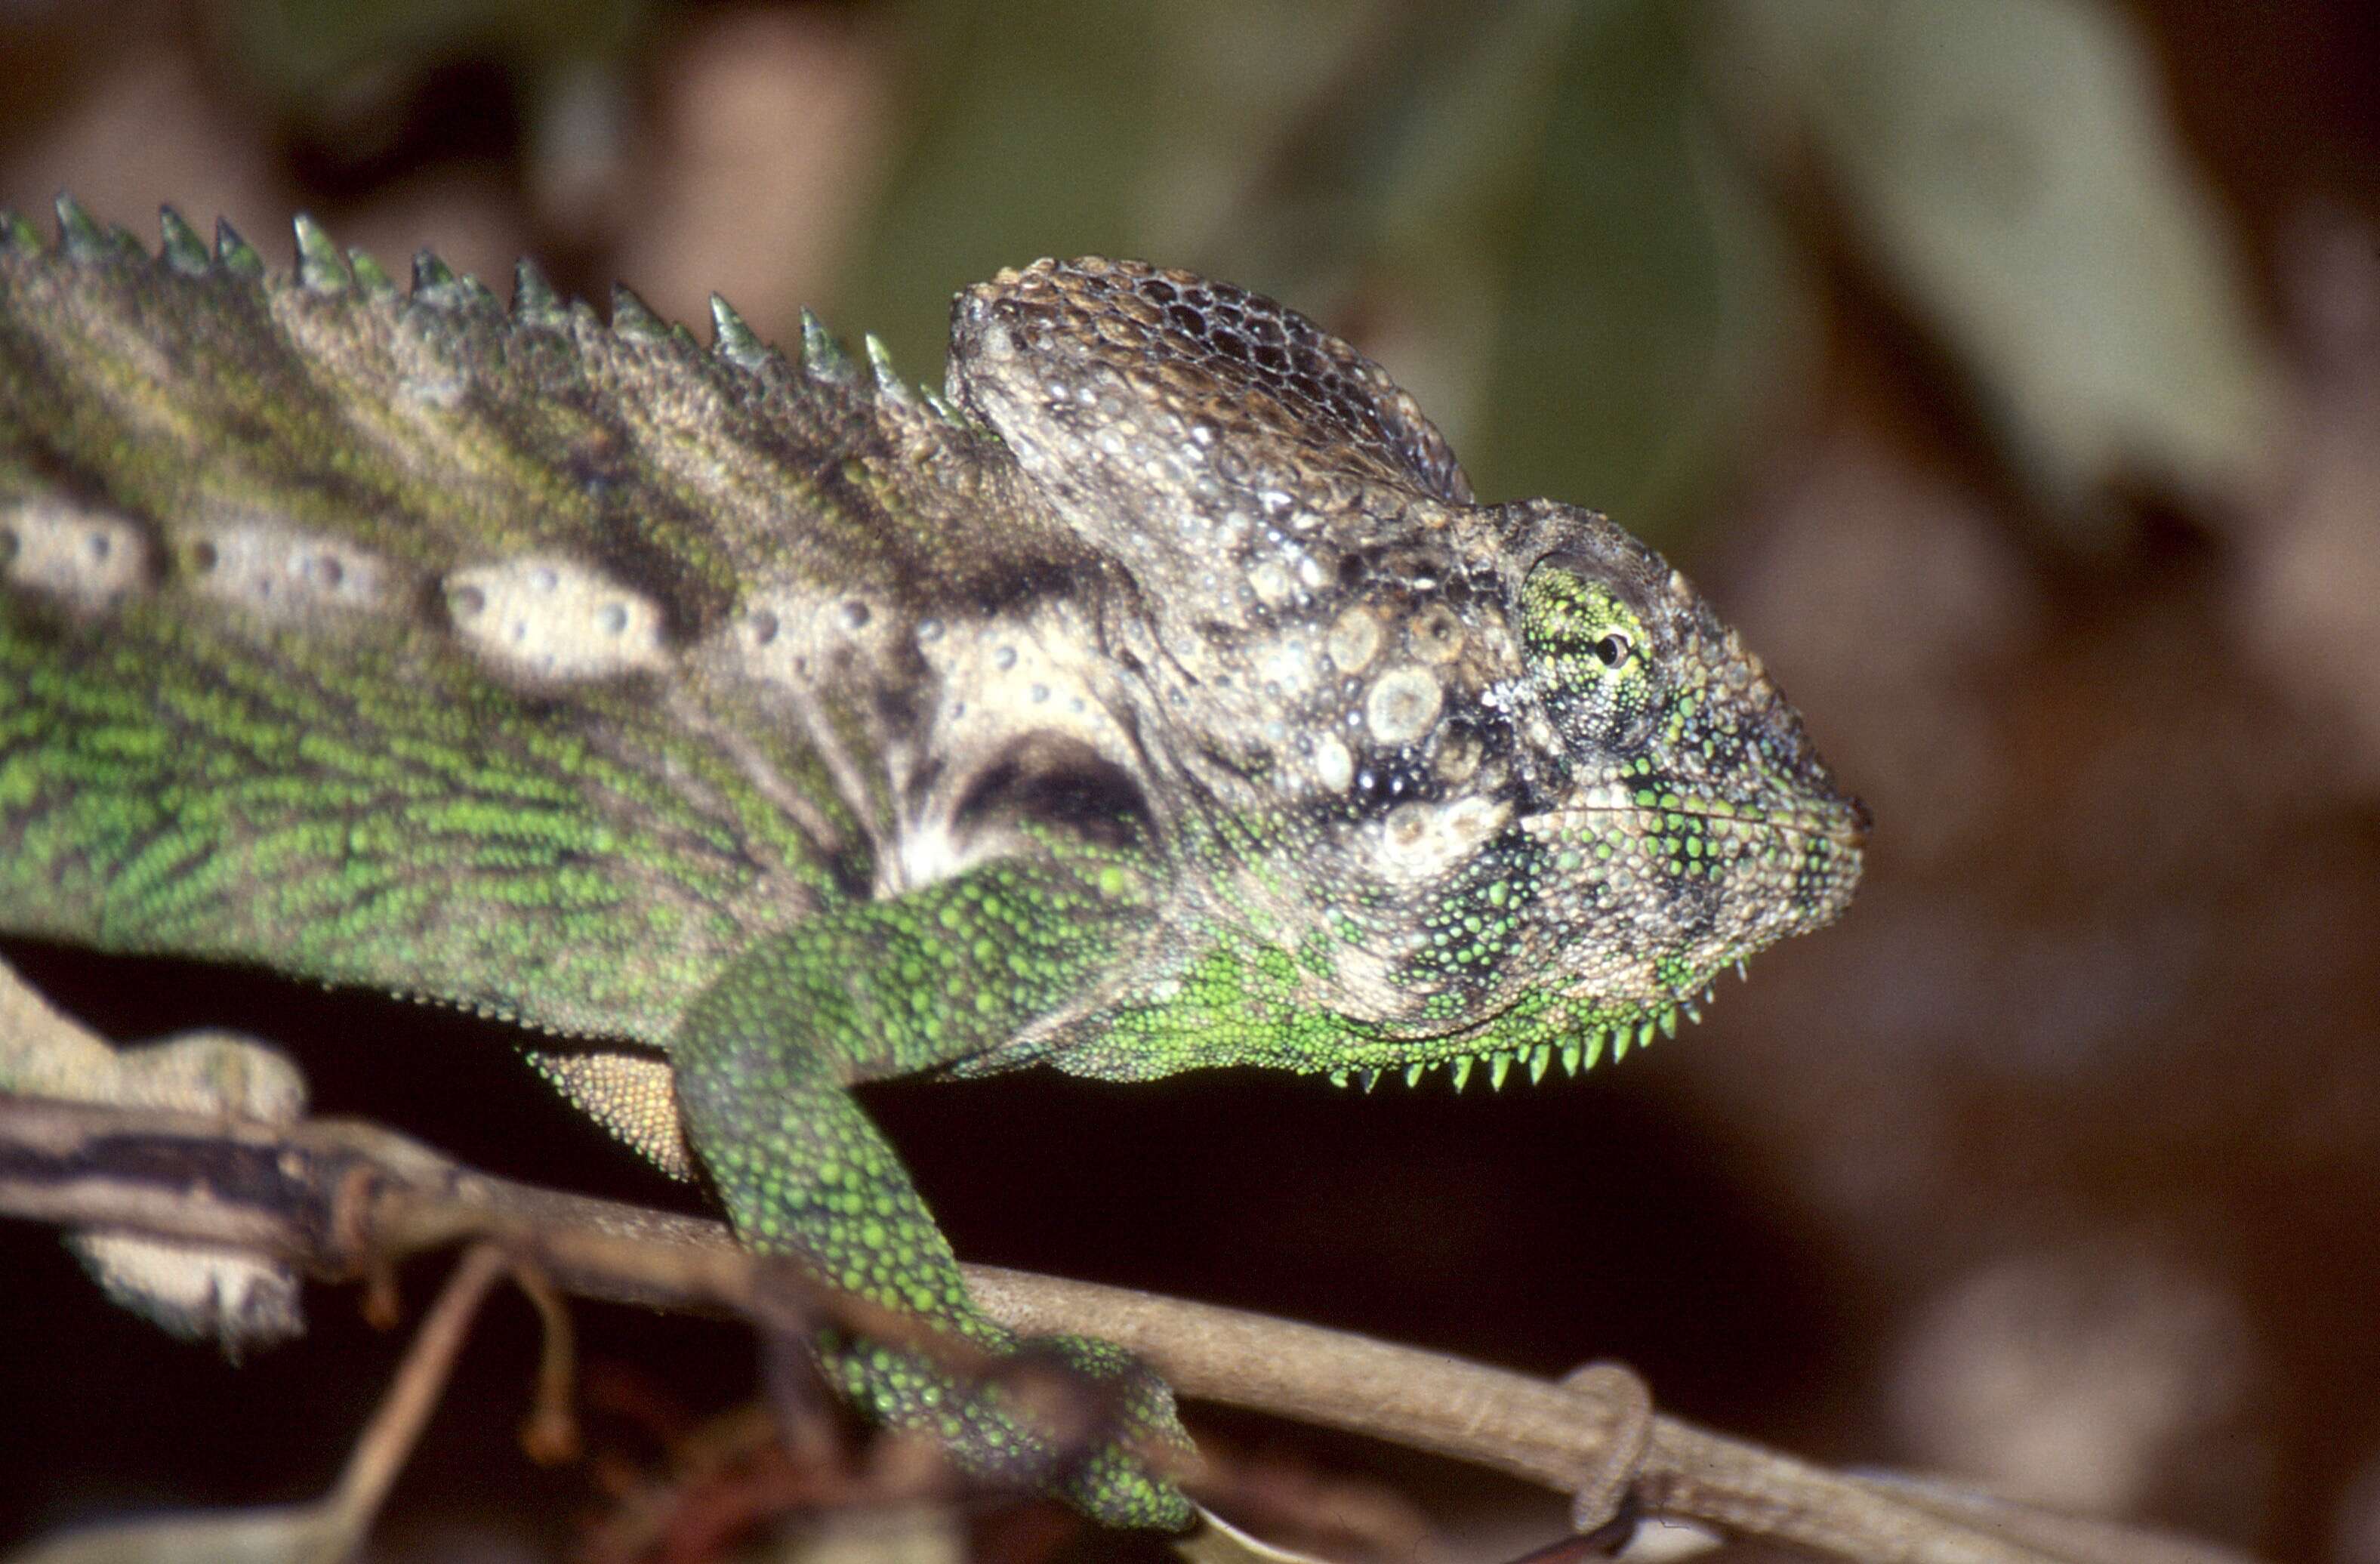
<box><xmin>1323</xmin><ymin>986</ymin><xmax>1718</xmax><ymax>1094</ymax></box>
<box><xmin>1315</xmin><ymin>933</ymin><xmax>1757</xmax><ymax>1094</ymax></box>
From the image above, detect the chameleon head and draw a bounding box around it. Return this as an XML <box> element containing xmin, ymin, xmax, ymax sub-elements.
<box><xmin>1079</xmin><ymin>487</ymin><xmax>1870</xmax><ymax>1084</ymax></box>
<box><xmin>1369</xmin><ymin>496</ymin><xmax>1870</xmax><ymax>1069</ymax></box>
<box><xmin>945</xmin><ymin>256</ymin><xmax>1864</xmax><ymax>1083</ymax></box>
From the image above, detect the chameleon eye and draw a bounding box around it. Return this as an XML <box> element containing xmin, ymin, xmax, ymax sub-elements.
<box><xmin>1521</xmin><ymin>560</ymin><xmax>1657</xmax><ymax>750</ymax></box>
<box><xmin>1518</xmin><ymin>562</ymin><xmax>1642</xmax><ymax>679</ymax></box>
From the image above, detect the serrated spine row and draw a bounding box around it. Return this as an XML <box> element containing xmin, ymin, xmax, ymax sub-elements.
<box><xmin>6</xmin><ymin>194</ymin><xmax>951</xmax><ymax>421</ymax></box>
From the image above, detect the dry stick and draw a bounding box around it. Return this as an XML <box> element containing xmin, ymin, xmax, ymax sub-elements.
<box><xmin>964</xmin><ymin>1266</ymin><xmax>1651</xmax><ymax>1529</ymax></box>
<box><xmin>307</xmin><ymin>1244</ymin><xmax>513</xmax><ymax>1563</ymax></box>
<box><xmin>508</xmin><ymin>1256</ymin><xmax>585</xmax><ymax>1464</ymax></box>
<box><xmin>0</xmin><ymin>1091</ymin><xmax>2267</xmax><ymax>1564</ymax></box>
<box><xmin>963</xmin><ymin>1269</ymin><xmax>2155</xmax><ymax>1564</ymax></box>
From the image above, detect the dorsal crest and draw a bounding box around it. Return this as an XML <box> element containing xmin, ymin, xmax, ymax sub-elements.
<box><xmin>951</xmin><ymin>255</ymin><xmax>1469</xmax><ymax>510</ymax></box>
<box><xmin>945</xmin><ymin>257</ymin><xmax>1474</xmax><ymax>645</ymax></box>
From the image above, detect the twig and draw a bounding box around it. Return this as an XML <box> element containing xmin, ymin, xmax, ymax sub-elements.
<box><xmin>306</xmin><ymin>1244</ymin><xmax>516</xmax><ymax>1562</ymax></box>
<box><xmin>0</xmin><ymin>1090</ymin><xmax>2269</xmax><ymax>1564</ymax></box>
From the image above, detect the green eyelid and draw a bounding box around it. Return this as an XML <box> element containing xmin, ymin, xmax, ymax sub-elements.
<box><xmin>1521</xmin><ymin>568</ymin><xmax>1645</xmax><ymax>694</ymax></box>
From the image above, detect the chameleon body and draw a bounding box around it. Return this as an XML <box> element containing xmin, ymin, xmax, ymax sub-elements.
<box><xmin>0</xmin><ymin>198</ymin><xmax>1865</xmax><ymax>1526</ymax></box>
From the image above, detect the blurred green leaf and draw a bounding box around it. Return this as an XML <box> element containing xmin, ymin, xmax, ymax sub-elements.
<box><xmin>211</xmin><ymin>0</ymin><xmax>646</xmax><ymax>180</ymax></box>
<box><xmin>1185</xmin><ymin>0</ymin><xmax>1812</xmax><ymax>544</ymax></box>
<box><xmin>1460</xmin><ymin>0</ymin><xmax>1808</xmax><ymax>539</ymax></box>
<box><xmin>839</xmin><ymin>0</ymin><xmax>1387</xmax><ymax>379</ymax></box>
<box><xmin>1725</xmin><ymin>0</ymin><xmax>2281</xmax><ymax>526</ymax></box>
<box><xmin>215</xmin><ymin>0</ymin><xmax>2277</xmax><ymax>549</ymax></box>
<box><xmin>217</xmin><ymin>0</ymin><xmax>645</xmax><ymax>106</ymax></box>
<box><xmin>841</xmin><ymin>0</ymin><xmax>1807</xmax><ymax>548</ymax></box>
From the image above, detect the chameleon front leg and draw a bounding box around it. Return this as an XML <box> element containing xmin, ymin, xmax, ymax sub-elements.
<box><xmin>670</xmin><ymin>855</ymin><xmax>1196</xmax><ymax>1528</ymax></box>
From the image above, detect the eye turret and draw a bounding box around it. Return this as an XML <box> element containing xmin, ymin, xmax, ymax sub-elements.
<box><xmin>1519</xmin><ymin>558</ymin><xmax>1657</xmax><ymax>754</ymax></box>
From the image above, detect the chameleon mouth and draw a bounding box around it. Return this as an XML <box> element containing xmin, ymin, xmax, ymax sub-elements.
<box><xmin>1321</xmin><ymin>797</ymin><xmax>1865</xmax><ymax>1095</ymax></box>
<box><xmin>1529</xmin><ymin>799</ymin><xmax>1869</xmax><ymax>853</ymax></box>
<box><xmin>1324</xmin><ymin>998</ymin><xmax>1707</xmax><ymax>1094</ymax></box>
<box><xmin>1324</xmin><ymin>976</ymin><xmax>1730</xmax><ymax>1095</ymax></box>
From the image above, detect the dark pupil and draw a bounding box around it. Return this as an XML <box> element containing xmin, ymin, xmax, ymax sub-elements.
<box><xmin>1591</xmin><ymin>634</ymin><xmax>1629</xmax><ymax>668</ymax></box>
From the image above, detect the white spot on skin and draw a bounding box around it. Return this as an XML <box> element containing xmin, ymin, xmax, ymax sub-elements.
<box><xmin>896</xmin><ymin>818</ymin><xmax>985</xmax><ymax>890</ymax></box>
<box><xmin>187</xmin><ymin>522</ymin><xmax>390</xmax><ymax>619</ymax></box>
<box><xmin>1315</xmin><ymin>735</ymin><xmax>1354</xmax><ymax>792</ymax></box>
<box><xmin>890</xmin><ymin>603</ymin><xmax>1143</xmax><ymax>896</ymax></box>
<box><xmin>726</xmin><ymin>583</ymin><xmax>898</xmax><ymax>690</ymax></box>
<box><xmin>1258</xmin><ymin>640</ymin><xmax>1318</xmax><ymax>697</ymax></box>
<box><xmin>1</xmin><ymin>497</ymin><xmax>147</xmax><ymax>612</ymax></box>
<box><xmin>1327</xmin><ymin>606</ymin><xmax>1380</xmax><ymax>674</ymax></box>
<box><xmin>1374</xmin><ymin>795</ymin><xmax>1512</xmax><ymax>883</ymax></box>
<box><xmin>1410</xmin><ymin>602</ymin><xmax>1466</xmax><ymax>662</ymax></box>
<box><xmin>1248</xmin><ymin>560</ymin><xmax>1294</xmax><ymax>607</ymax></box>
<box><xmin>1366</xmin><ymin>665</ymin><xmax>1443</xmax><ymax>745</ymax></box>
<box><xmin>1435</xmin><ymin>730</ymin><xmax>1483</xmax><ymax>786</ymax></box>
<box><xmin>445</xmin><ymin>554</ymin><xmax>667</xmax><ymax>684</ymax></box>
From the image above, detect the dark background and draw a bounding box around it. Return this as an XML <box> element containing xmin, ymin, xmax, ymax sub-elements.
<box><xmin>2</xmin><ymin>2</ymin><xmax>2376</xmax><ymax>1559</ymax></box>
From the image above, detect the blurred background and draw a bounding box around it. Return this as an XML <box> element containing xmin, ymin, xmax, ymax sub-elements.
<box><xmin>0</xmin><ymin>1</ymin><xmax>2375</xmax><ymax>1559</ymax></box>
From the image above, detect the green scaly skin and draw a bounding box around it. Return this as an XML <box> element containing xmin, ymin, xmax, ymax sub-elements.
<box><xmin>0</xmin><ymin>200</ymin><xmax>1867</xmax><ymax>1528</ymax></box>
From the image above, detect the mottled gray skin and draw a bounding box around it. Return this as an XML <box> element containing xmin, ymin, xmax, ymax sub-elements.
<box><xmin>944</xmin><ymin>261</ymin><xmax>1863</xmax><ymax>1083</ymax></box>
<box><xmin>0</xmin><ymin>206</ymin><xmax>1864</xmax><ymax>1526</ymax></box>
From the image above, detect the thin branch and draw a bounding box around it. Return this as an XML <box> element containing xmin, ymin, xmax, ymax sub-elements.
<box><xmin>0</xmin><ymin>1090</ymin><xmax>2267</xmax><ymax>1564</ymax></box>
<box><xmin>307</xmin><ymin>1244</ymin><xmax>518</xmax><ymax>1562</ymax></box>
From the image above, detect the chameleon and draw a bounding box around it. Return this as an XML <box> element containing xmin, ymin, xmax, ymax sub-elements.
<box><xmin>0</xmin><ymin>196</ymin><xmax>1865</xmax><ymax>1529</ymax></box>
